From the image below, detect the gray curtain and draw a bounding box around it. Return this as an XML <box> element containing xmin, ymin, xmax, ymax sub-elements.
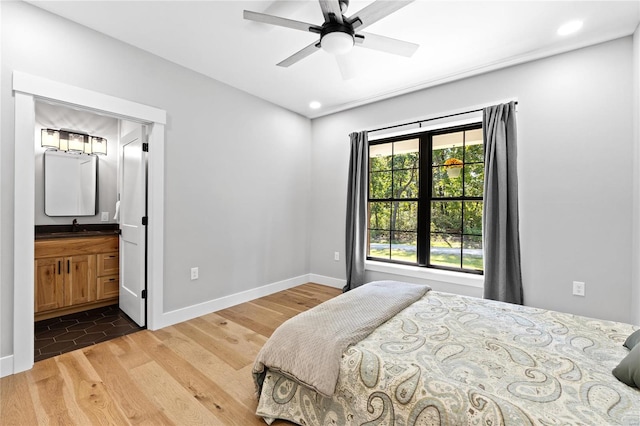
<box><xmin>344</xmin><ymin>131</ymin><xmax>368</xmax><ymax>292</ymax></box>
<box><xmin>482</xmin><ymin>102</ymin><xmax>523</xmax><ymax>304</ymax></box>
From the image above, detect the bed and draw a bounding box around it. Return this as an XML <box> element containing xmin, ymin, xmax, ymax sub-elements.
<box><xmin>253</xmin><ymin>281</ymin><xmax>640</xmax><ymax>425</ymax></box>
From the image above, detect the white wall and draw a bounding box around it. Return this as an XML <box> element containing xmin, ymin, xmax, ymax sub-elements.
<box><xmin>34</xmin><ymin>101</ymin><xmax>118</xmax><ymax>225</ymax></box>
<box><xmin>632</xmin><ymin>25</ymin><xmax>640</xmax><ymax>326</ymax></box>
<box><xmin>310</xmin><ymin>38</ymin><xmax>635</xmax><ymax>323</ymax></box>
<box><xmin>1</xmin><ymin>2</ymin><xmax>311</xmax><ymax>358</ymax></box>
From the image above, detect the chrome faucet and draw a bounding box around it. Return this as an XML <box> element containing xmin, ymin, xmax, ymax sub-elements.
<box><xmin>72</xmin><ymin>218</ymin><xmax>79</xmax><ymax>231</ymax></box>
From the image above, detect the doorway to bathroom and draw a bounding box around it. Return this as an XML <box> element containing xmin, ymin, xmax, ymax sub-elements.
<box><xmin>32</xmin><ymin>101</ymin><xmax>148</xmax><ymax>361</ymax></box>
<box><xmin>12</xmin><ymin>71</ymin><xmax>166</xmax><ymax>375</ymax></box>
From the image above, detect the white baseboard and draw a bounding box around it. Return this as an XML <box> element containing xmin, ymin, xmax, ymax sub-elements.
<box><xmin>154</xmin><ymin>274</ymin><xmax>312</xmax><ymax>329</ymax></box>
<box><xmin>1</xmin><ymin>355</ymin><xmax>14</xmax><ymax>378</ymax></box>
<box><xmin>1</xmin><ymin>273</ymin><xmax>348</xmax><ymax>376</ymax></box>
<box><xmin>309</xmin><ymin>274</ymin><xmax>346</xmax><ymax>289</ymax></box>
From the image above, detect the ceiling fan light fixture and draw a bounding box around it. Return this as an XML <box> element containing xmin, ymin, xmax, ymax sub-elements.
<box><xmin>322</xmin><ymin>31</ymin><xmax>354</xmax><ymax>55</ymax></box>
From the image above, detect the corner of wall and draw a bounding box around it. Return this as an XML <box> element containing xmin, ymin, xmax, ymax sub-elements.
<box><xmin>0</xmin><ymin>0</ymin><xmax>4</xmax><ymax>362</ymax></box>
<box><xmin>632</xmin><ymin>24</ymin><xmax>640</xmax><ymax>326</ymax></box>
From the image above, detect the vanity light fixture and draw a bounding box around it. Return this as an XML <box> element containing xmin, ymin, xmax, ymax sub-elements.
<box><xmin>41</xmin><ymin>128</ymin><xmax>107</xmax><ymax>155</ymax></box>
<box><xmin>90</xmin><ymin>137</ymin><xmax>107</xmax><ymax>155</ymax></box>
<box><xmin>67</xmin><ymin>132</ymin><xmax>87</xmax><ymax>153</ymax></box>
<box><xmin>41</xmin><ymin>129</ymin><xmax>60</xmax><ymax>149</ymax></box>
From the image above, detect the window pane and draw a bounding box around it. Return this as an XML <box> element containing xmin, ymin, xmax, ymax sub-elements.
<box><xmin>430</xmin><ymin>234</ymin><xmax>461</xmax><ymax>268</ymax></box>
<box><xmin>369</xmin><ymin>171</ymin><xmax>392</xmax><ymax>199</ymax></box>
<box><xmin>369</xmin><ymin>202</ymin><xmax>391</xmax><ymax>230</ymax></box>
<box><xmin>393</xmin><ymin>168</ymin><xmax>419</xmax><ymax>198</ymax></box>
<box><xmin>465</xmin><ymin>142</ymin><xmax>484</xmax><ymax>164</ymax></box>
<box><xmin>394</xmin><ymin>138</ymin><xmax>419</xmax><ymax>155</ymax></box>
<box><xmin>391</xmin><ymin>231</ymin><xmax>417</xmax><ymax>263</ymax></box>
<box><xmin>392</xmin><ymin>139</ymin><xmax>419</xmax><ymax>170</ymax></box>
<box><xmin>431</xmin><ymin>201</ymin><xmax>462</xmax><ymax>234</ymax></box>
<box><xmin>464</xmin><ymin>163</ymin><xmax>484</xmax><ymax>197</ymax></box>
<box><xmin>432</xmin><ymin>166</ymin><xmax>462</xmax><ymax>198</ymax></box>
<box><xmin>463</xmin><ymin>201</ymin><xmax>483</xmax><ymax>235</ymax></box>
<box><xmin>463</xmin><ymin>235</ymin><xmax>483</xmax><ymax>271</ymax></box>
<box><xmin>433</xmin><ymin>132</ymin><xmax>463</xmax><ymax>151</ymax></box>
<box><xmin>369</xmin><ymin>230</ymin><xmax>390</xmax><ymax>260</ymax></box>
<box><xmin>392</xmin><ymin>201</ymin><xmax>417</xmax><ymax>232</ymax></box>
<box><xmin>370</xmin><ymin>143</ymin><xmax>392</xmax><ymax>171</ymax></box>
<box><xmin>465</xmin><ymin>128</ymin><xmax>483</xmax><ymax>147</ymax></box>
<box><xmin>433</xmin><ymin>131</ymin><xmax>464</xmax><ymax>166</ymax></box>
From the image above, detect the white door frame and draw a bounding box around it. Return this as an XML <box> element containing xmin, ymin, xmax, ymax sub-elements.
<box><xmin>12</xmin><ymin>71</ymin><xmax>166</xmax><ymax>374</ymax></box>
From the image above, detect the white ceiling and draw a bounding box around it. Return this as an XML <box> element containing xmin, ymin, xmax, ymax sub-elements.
<box><xmin>27</xmin><ymin>1</ymin><xmax>640</xmax><ymax>118</ymax></box>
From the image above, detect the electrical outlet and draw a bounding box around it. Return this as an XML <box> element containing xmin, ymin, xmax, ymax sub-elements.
<box><xmin>572</xmin><ymin>281</ymin><xmax>585</xmax><ymax>296</ymax></box>
<box><xmin>191</xmin><ymin>267</ymin><xmax>199</xmax><ymax>280</ymax></box>
<box><xmin>101</xmin><ymin>212</ymin><xmax>109</xmax><ymax>222</ymax></box>
<box><xmin>334</xmin><ymin>251</ymin><xmax>340</xmax><ymax>261</ymax></box>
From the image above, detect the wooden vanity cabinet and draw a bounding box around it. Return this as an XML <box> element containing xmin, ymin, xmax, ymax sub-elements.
<box><xmin>34</xmin><ymin>235</ymin><xmax>119</xmax><ymax>321</ymax></box>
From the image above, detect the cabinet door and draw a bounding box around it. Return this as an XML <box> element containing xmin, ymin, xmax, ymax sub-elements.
<box><xmin>34</xmin><ymin>258</ymin><xmax>64</xmax><ymax>313</ymax></box>
<box><xmin>65</xmin><ymin>255</ymin><xmax>96</xmax><ymax>306</ymax></box>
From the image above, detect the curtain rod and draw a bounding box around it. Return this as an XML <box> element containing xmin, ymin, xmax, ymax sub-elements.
<box><xmin>367</xmin><ymin>101</ymin><xmax>518</xmax><ymax>134</ymax></box>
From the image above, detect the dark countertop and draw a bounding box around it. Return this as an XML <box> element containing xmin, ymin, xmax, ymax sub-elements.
<box><xmin>35</xmin><ymin>224</ymin><xmax>119</xmax><ymax>240</ymax></box>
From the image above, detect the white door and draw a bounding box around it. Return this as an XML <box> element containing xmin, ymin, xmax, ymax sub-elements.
<box><xmin>119</xmin><ymin>128</ymin><xmax>147</xmax><ymax>326</ymax></box>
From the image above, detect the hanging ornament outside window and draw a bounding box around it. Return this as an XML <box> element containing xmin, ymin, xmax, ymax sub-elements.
<box><xmin>444</xmin><ymin>158</ymin><xmax>463</xmax><ymax>178</ymax></box>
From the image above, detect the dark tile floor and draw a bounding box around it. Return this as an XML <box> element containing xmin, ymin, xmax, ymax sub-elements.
<box><xmin>34</xmin><ymin>304</ymin><xmax>144</xmax><ymax>362</ymax></box>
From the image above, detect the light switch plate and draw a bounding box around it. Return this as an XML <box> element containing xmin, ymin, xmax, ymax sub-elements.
<box><xmin>101</xmin><ymin>212</ymin><xmax>109</xmax><ymax>222</ymax></box>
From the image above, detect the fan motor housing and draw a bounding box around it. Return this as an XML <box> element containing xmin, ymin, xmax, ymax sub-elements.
<box><xmin>320</xmin><ymin>21</ymin><xmax>355</xmax><ymax>40</ymax></box>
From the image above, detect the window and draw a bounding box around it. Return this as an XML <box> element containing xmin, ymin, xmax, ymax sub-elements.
<box><xmin>367</xmin><ymin>123</ymin><xmax>484</xmax><ymax>273</ymax></box>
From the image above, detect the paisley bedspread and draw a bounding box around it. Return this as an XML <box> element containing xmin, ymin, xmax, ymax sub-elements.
<box><xmin>256</xmin><ymin>291</ymin><xmax>640</xmax><ymax>425</ymax></box>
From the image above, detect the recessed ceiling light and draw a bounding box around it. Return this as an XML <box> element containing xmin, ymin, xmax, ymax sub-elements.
<box><xmin>557</xmin><ymin>20</ymin><xmax>583</xmax><ymax>36</ymax></box>
<box><xmin>309</xmin><ymin>101</ymin><xmax>322</xmax><ymax>109</ymax></box>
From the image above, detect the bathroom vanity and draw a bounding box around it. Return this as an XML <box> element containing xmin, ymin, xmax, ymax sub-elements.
<box><xmin>34</xmin><ymin>226</ymin><xmax>119</xmax><ymax>321</ymax></box>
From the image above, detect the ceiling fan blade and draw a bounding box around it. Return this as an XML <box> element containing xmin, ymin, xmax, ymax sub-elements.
<box><xmin>277</xmin><ymin>41</ymin><xmax>321</xmax><ymax>67</ymax></box>
<box><xmin>348</xmin><ymin>0</ymin><xmax>414</xmax><ymax>31</ymax></box>
<box><xmin>243</xmin><ymin>10</ymin><xmax>321</xmax><ymax>33</ymax></box>
<box><xmin>358</xmin><ymin>32</ymin><xmax>419</xmax><ymax>57</ymax></box>
<box><xmin>319</xmin><ymin>0</ymin><xmax>344</xmax><ymax>24</ymax></box>
<box><xmin>335</xmin><ymin>54</ymin><xmax>357</xmax><ymax>80</ymax></box>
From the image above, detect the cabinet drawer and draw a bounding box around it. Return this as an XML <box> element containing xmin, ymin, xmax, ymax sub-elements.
<box><xmin>97</xmin><ymin>276</ymin><xmax>119</xmax><ymax>300</ymax></box>
<box><xmin>97</xmin><ymin>252</ymin><xmax>119</xmax><ymax>277</ymax></box>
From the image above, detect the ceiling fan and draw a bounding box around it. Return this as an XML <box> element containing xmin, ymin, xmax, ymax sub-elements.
<box><xmin>243</xmin><ymin>0</ymin><xmax>419</xmax><ymax>77</ymax></box>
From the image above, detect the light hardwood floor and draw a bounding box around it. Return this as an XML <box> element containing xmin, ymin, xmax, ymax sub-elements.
<box><xmin>0</xmin><ymin>283</ymin><xmax>341</xmax><ymax>425</ymax></box>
